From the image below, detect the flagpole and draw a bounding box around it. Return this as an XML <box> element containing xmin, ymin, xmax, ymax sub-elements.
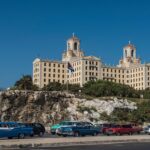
<box><xmin>66</xmin><ymin>61</ymin><xmax>69</xmax><ymax>93</ymax></box>
<box><xmin>67</xmin><ymin>79</ymin><xmax>68</xmax><ymax>93</ymax></box>
<box><xmin>66</xmin><ymin>61</ymin><xmax>74</xmax><ymax>93</ymax></box>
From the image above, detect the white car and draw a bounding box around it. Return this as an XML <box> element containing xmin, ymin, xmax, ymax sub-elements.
<box><xmin>144</xmin><ymin>126</ymin><xmax>150</xmax><ymax>134</ymax></box>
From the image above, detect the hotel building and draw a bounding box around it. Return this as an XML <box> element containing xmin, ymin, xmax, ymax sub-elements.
<box><xmin>33</xmin><ymin>35</ymin><xmax>150</xmax><ymax>90</ymax></box>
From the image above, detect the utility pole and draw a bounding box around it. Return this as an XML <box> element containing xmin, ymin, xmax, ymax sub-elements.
<box><xmin>67</xmin><ymin>79</ymin><xmax>69</xmax><ymax>93</ymax></box>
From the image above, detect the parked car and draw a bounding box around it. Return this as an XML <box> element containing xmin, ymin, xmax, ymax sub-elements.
<box><xmin>24</xmin><ymin>123</ymin><xmax>45</xmax><ymax>136</ymax></box>
<box><xmin>0</xmin><ymin>122</ymin><xmax>33</xmax><ymax>139</ymax></box>
<box><xmin>95</xmin><ymin>123</ymin><xmax>114</xmax><ymax>134</ymax></box>
<box><xmin>50</xmin><ymin>121</ymin><xmax>81</xmax><ymax>135</ymax></box>
<box><xmin>143</xmin><ymin>125</ymin><xmax>150</xmax><ymax>134</ymax></box>
<box><xmin>57</xmin><ymin>122</ymin><xmax>100</xmax><ymax>137</ymax></box>
<box><xmin>105</xmin><ymin>124</ymin><xmax>142</xmax><ymax>136</ymax></box>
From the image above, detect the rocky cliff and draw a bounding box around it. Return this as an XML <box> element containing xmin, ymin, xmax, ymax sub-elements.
<box><xmin>0</xmin><ymin>90</ymin><xmax>137</xmax><ymax>125</ymax></box>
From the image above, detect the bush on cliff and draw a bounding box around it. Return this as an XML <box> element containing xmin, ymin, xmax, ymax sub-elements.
<box><xmin>82</xmin><ymin>80</ymin><xmax>140</xmax><ymax>98</ymax></box>
<box><xmin>14</xmin><ymin>75</ymin><xmax>38</xmax><ymax>90</ymax></box>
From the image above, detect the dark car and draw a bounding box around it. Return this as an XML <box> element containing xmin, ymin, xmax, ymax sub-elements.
<box><xmin>57</xmin><ymin>122</ymin><xmax>100</xmax><ymax>137</ymax></box>
<box><xmin>0</xmin><ymin>122</ymin><xmax>33</xmax><ymax>139</ymax></box>
<box><xmin>25</xmin><ymin>123</ymin><xmax>45</xmax><ymax>136</ymax></box>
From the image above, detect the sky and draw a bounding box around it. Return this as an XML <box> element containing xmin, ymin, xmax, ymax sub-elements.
<box><xmin>0</xmin><ymin>0</ymin><xmax>150</xmax><ymax>88</ymax></box>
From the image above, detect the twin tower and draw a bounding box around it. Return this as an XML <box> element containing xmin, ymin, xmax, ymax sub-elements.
<box><xmin>62</xmin><ymin>34</ymin><xmax>141</xmax><ymax>67</ymax></box>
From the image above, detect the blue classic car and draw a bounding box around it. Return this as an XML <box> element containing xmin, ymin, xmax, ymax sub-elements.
<box><xmin>57</xmin><ymin>122</ymin><xmax>100</xmax><ymax>137</ymax></box>
<box><xmin>0</xmin><ymin>122</ymin><xmax>33</xmax><ymax>139</ymax></box>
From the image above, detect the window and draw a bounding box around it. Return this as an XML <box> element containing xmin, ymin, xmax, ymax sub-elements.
<box><xmin>131</xmin><ymin>50</ymin><xmax>134</xmax><ymax>57</ymax></box>
<box><xmin>74</xmin><ymin>42</ymin><xmax>77</xmax><ymax>50</ymax></box>
<box><xmin>68</xmin><ymin>43</ymin><xmax>70</xmax><ymax>49</ymax></box>
<box><xmin>125</xmin><ymin>50</ymin><xmax>127</xmax><ymax>57</ymax></box>
<box><xmin>44</xmin><ymin>68</ymin><xmax>46</xmax><ymax>72</ymax></box>
<box><xmin>44</xmin><ymin>63</ymin><xmax>46</xmax><ymax>66</ymax></box>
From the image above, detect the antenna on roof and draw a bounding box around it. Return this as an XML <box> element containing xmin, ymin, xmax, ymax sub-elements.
<box><xmin>72</xmin><ymin>32</ymin><xmax>75</xmax><ymax>37</ymax></box>
<box><xmin>129</xmin><ymin>40</ymin><xmax>131</xmax><ymax>44</ymax></box>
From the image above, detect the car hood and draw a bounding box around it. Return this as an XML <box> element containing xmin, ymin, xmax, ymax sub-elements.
<box><xmin>51</xmin><ymin>124</ymin><xmax>60</xmax><ymax>129</ymax></box>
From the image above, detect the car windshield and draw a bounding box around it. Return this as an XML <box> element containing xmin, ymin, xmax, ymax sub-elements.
<box><xmin>60</xmin><ymin>122</ymin><xmax>76</xmax><ymax>126</ymax></box>
<box><xmin>111</xmin><ymin>125</ymin><xmax>120</xmax><ymax>128</ymax></box>
<box><xmin>18</xmin><ymin>123</ymin><xmax>26</xmax><ymax>127</ymax></box>
<box><xmin>61</xmin><ymin>127</ymin><xmax>72</xmax><ymax>131</ymax></box>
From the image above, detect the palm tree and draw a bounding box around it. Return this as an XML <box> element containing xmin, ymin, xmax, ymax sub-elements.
<box><xmin>15</xmin><ymin>75</ymin><xmax>33</xmax><ymax>90</ymax></box>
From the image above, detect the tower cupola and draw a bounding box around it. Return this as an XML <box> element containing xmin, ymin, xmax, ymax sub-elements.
<box><xmin>123</xmin><ymin>41</ymin><xmax>136</xmax><ymax>59</ymax></box>
<box><xmin>67</xmin><ymin>33</ymin><xmax>80</xmax><ymax>51</ymax></box>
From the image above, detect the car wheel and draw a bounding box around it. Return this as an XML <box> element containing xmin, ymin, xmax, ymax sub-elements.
<box><xmin>74</xmin><ymin>131</ymin><xmax>80</xmax><ymax>137</ymax></box>
<box><xmin>18</xmin><ymin>133</ymin><xmax>25</xmax><ymax>139</ymax></box>
<box><xmin>92</xmin><ymin>132</ymin><xmax>97</xmax><ymax>136</ymax></box>
<box><xmin>30</xmin><ymin>133</ymin><xmax>34</xmax><ymax>137</ymax></box>
<box><xmin>116</xmin><ymin>132</ymin><xmax>121</xmax><ymax>136</ymax></box>
<box><xmin>39</xmin><ymin>132</ymin><xmax>44</xmax><ymax>137</ymax></box>
<box><xmin>51</xmin><ymin>132</ymin><xmax>55</xmax><ymax>135</ymax></box>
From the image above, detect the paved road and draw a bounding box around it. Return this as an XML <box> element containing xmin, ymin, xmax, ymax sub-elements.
<box><xmin>39</xmin><ymin>142</ymin><xmax>150</xmax><ymax>150</ymax></box>
<box><xmin>2</xmin><ymin>142</ymin><xmax>150</xmax><ymax>150</ymax></box>
<box><xmin>1</xmin><ymin>134</ymin><xmax>150</xmax><ymax>150</ymax></box>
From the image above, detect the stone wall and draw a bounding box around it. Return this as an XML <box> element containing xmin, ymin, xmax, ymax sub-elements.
<box><xmin>0</xmin><ymin>90</ymin><xmax>137</xmax><ymax>125</ymax></box>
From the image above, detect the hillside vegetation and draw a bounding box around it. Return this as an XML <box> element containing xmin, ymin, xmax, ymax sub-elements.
<box><xmin>5</xmin><ymin>75</ymin><xmax>150</xmax><ymax>124</ymax></box>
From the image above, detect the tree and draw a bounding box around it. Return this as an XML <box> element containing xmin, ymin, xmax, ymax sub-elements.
<box><xmin>42</xmin><ymin>82</ymin><xmax>62</xmax><ymax>91</ymax></box>
<box><xmin>62</xmin><ymin>84</ymin><xmax>81</xmax><ymax>93</ymax></box>
<box><xmin>14</xmin><ymin>75</ymin><xmax>38</xmax><ymax>90</ymax></box>
<box><xmin>82</xmin><ymin>80</ymin><xmax>140</xmax><ymax>98</ymax></box>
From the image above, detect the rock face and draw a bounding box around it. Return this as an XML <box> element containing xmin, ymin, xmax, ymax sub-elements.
<box><xmin>0</xmin><ymin>90</ymin><xmax>137</xmax><ymax>125</ymax></box>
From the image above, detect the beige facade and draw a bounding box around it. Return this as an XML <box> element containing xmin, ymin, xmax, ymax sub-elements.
<box><xmin>33</xmin><ymin>59</ymin><xmax>67</xmax><ymax>88</ymax></box>
<box><xmin>102</xmin><ymin>43</ymin><xmax>150</xmax><ymax>90</ymax></box>
<box><xmin>68</xmin><ymin>56</ymin><xmax>102</xmax><ymax>86</ymax></box>
<box><xmin>33</xmin><ymin>35</ymin><xmax>150</xmax><ymax>90</ymax></box>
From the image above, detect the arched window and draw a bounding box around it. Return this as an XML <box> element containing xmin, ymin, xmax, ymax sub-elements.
<box><xmin>125</xmin><ymin>50</ymin><xmax>127</xmax><ymax>57</ymax></box>
<box><xmin>68</xmin><ymin>43</ymin><xmax>70</xmax><ymax>49</ymax></box>
<box><xmin>74</xmin><ymin>42</ymin><xmax>77</xmax><ymax>50</ymax></box>
<box><xmin>131</xmin><ymin>50</ymin><xmax>134</xmax><ymax>57</ymax></box>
